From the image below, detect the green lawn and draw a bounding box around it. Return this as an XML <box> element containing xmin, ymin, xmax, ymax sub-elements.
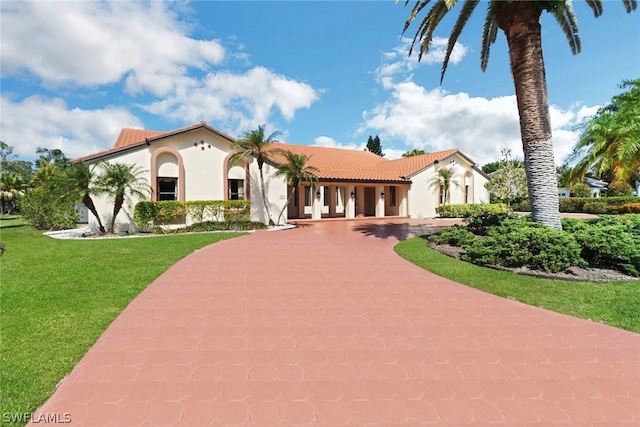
<box><xmin>0</xmin><ymin>225</ymin><xmax>246</xmax><ymax>425</ymax></box>
<box><xmin>395</xmin><ymin>237</ymin><xmax>640</xmax><ymax>333</ymax></box>
<box><xmin>0</xmin><ymin>214</ymin><xmax>26</xmax><ymax>228</ymax></box>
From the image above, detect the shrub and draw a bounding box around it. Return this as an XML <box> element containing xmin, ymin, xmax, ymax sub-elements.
<box><xmin>465</xmin><ymin>212</ymin><xmax>517</xmax><ymax>236</ymax></box>
<box><xmin>431</xmin><ymin>225</ymin><xmax>476</xmax><ymax>247</ymax></box>
<box><xmin>185</xmin><ymin>220</ymin><xmax>266</xmax><ymax>232</ymax></box>
<box><xmin>583</xmin><ymin>200</ymin><xmax>611</xmax><ymax>214</ymax></box>
<box><xmin>134</xmin><ymin>200</ymin><xmax>251</xmax><ymax>229</ymax></box>
<box><xmin>17</xmin><ymin>190</ymin><xmax>79</xmax><ymax>230</ymax></box>
<box><xmin>436</xmin><ymin>203</ymin><xmax>507</xmax><ymax>218</ymax></box>
<box><xmin>462</xmin><ymin>218</ymin><xmax>586</xmax><ymax>272</ymax></box>
<box><xmin>606</xmin><ymin>180</ymin><xmax>634</xmax><ymax>197</ymax></box>
<box><xmin>571</xmin><ymin>183</ymin><xmax>592</xmax><ymax>197</ymax></box>
<box><xmin>616</xmin><ymin>203</ymin><xmax>640</xmax><ymax>214</ymax></box>
<box><xmin>518</xmin><ymin>197</ymin><xmax>640</xmax><ymax>214</ymax></box>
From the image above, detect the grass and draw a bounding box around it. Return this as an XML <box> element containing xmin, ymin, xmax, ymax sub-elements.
<box><xmin>0</xmin><ymin>214</ymin><xmax>26</xmax><ymax>228</ymax></box>
<box><xmin>0</xmin><ymin>225</ymin><xmax>246</xmax><ymax>425</ymax></box>
<box><xmin>395</xmin><ymin>236</ymin><xmax>640</xmax><ymax>333</ymax></box>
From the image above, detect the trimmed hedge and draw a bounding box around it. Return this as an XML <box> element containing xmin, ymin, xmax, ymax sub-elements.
<box><xmin>152</xmin><ymin>220</ymin><xmax>267</xmax><ymax>234</ymax></box>
<box><xmin>134</xmin><ymin>200</ymin><xmax>251</xmax><ymax>230</ymax></box>
<box><xmin>436</xmin><ymin>203</ymin><xmax>508</xmax><ymax>218</ymax></box>
<box><xmin>514</xmin><ymin>196</ymin><xmax>640</xmax><ymax>214</ymax></box>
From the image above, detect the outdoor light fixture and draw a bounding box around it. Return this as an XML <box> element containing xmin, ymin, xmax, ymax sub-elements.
<box><xmin>316</xmin><ymin>190</ymin><xmax>321</xmax><ymax>199</ymax></box>
<box><xmin>350</xmin><ymin>191</ymin><xmax>355</xmax><ymax>199</ymax></box>
<box><xmin>380</xmin><ymin>191</ymin><xmax>385</xmax><ymax>199</ymax></box>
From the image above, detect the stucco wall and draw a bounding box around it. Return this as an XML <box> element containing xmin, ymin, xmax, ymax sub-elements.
<box><xmin>248</xmin><ymin>159</ymin><xmax>288</xmax><ymax>224</ymax></box>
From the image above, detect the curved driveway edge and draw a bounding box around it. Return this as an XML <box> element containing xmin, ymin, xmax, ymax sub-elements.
<box><xmin>31</xmin><ymin>219</ymin><xmax>639</xmax><ymax>426</ymax></box>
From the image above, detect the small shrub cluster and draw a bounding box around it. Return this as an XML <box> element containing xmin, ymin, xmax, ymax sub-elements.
<box><xmin>607</xmin><ymin>180</ymin><xmax>634</xmax><ymax>197</ymax></box>
<box><xmin>514</xmin><ymin>196</ymin><xmax>640</xmax><ymax>214</ymax></box>
<box><xmin>436</xmin><ymin>203</ymin><xmax>507</xmax><ymax>218</ymax></box>
<box><xmin>134</xmin><ymin>200</ymin><xmax>251</xmax><ymax>230</ymax></box>
<box><xmin>571</xmin><ymin>183</ymin><xmax>592</xmax><ymax>198</ymax></box>
<box><xmin>616</xmin><ymin>203</ymin><xmax>640</xmax><ymax>213</ymax></box>
<box><xmin>431</xmin><ymin>214</ymin><xmax>640</xmax><ymax>276</ymax></box>
<box><xmin>17</xmin><ymin>190</ymin><xmax>79</xmax><ymax>230</ymax></box>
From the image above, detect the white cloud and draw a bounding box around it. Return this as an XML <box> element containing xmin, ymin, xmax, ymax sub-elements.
<box><xmin>375</xmin><ymin>37</ymin><xmax>468</xmax><ymax>89</ymax></box>
<box><xmin>313</xmin><ymin>136</ymin><xmax>364</xmax><ymax>151</ymax></box>
<box><xmin>359</xmin><ymin>81</ymin><xmax>595</xmax><ymax>166</ymax></box>
<box><xmin>1</xmin><ymin>1</ymin><xmax>225</xmax><ymax>97</ymax></box>
<box><xmin>143</xmin><ymin>66</ymin><xmax>319</xmax><ymax>137</ymax></box>
<box><xmin>0</xmin><ymin>95</ymin><xmax>143</xmax><ymax>159</ymax></box>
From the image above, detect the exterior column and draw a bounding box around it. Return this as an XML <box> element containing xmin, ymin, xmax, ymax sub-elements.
<box><xmin>328</xmin><ymin>186</ymin><xmax>336</xmax><ymax>217</ymax></box>
<box><xmin>346</xmin><ymin>185</ymin><xmax>355</xmax><ymax>219</ymax></box>
<box><xmin>311</xmin><ymin>186</ymin><xmax>321</xmax><ymax>220</ymax></box>
<box><xmin>399</xmin><ymin>186</ymin><xmax>409</xmax><ymax>217</ymax></box>
<box><xmin>376</xmin><ymin>185</ymin><xmax>385</xmax><ymax>217</ymax></box>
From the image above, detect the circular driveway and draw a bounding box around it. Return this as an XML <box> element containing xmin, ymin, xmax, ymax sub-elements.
<box><xmin>31</xmin><ymin>219</ymin><xmax>639</xmax><ymax>426</ymax></box>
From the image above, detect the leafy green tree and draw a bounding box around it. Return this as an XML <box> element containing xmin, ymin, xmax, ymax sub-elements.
<box><xmin>402</xmin><ymin>148</ymin><xmax>426</xmax><ymax>157</ymax></box>
<box><xmin>58</xmin><ymin>162</ymin><xmax>106</xmax><ymax>233</ymax></box>
<box><xmin>430</xmin><ymin>166</ymin><xmax>458</xmax><ymax>210</ymax></box>
<box><xmin>0</xmin><ymin>142</ymin><xmax>32</xmax><ymax>213</ymax></box>
<box><xmin>230</xmin><ymin>125</ymin><xmax>281</xmax><ymax>226</ymax></box>
<box><xmin>485</xmin><ymin>149</ymin><xmax>528</xmax><ymax>210</ymax></box>
<box><xmin>95</xmin><ymin>163</ymin><xmax>149</xmax><ymax>233</ymax></box>
<box><xmin>482</xmin><ymin>158</ymin><xmax>524</xmax><ymax>174</ymax></box>
<box><xmin>401</xmin><ymin>0</ymin><xmax>637</xmax><ymax>231</ymax></box>
<box><xmin>606</xmin><ymin>180</ymin><xmax>634</xmax><ymax>197</ymax></box>
<box><xmin>273</xmin><ymin>151</ymin><xmax>320</xmax><ymax>225</ymax></box>
<box><xmin>366</xmin><ymin>135</ymin><xmax>384</xmax><ymax>157</ymax></box>
<box><xmin>35</xmin><ymin>147</ymin><xmax>70</xmax><ymax>169</ymax></box>
<box><xmin>566</xmin><ymin>78</ymin><xmax>640</xmax><ymax>185</ymax></box>
<box><xmin>571</xmin><ymin>183</ymin><xmax>592</xmax><ymax>198</ymax></box>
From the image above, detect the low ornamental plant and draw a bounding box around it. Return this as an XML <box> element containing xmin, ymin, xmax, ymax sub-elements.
<box><xmin>134</xmin><ymin>200</ymin><xmax>251</xmax><ymax>230</ymax></box>
<box><xmin>436</xmin><ymin>203</ymin><xmax>507</xmax><ymax>218</ymax></box>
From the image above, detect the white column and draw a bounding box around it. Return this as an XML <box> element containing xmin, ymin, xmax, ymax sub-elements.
<box><xmin>376</xmin><ymin>185</ymin><xmax>385</xmax><ymax>218</ymax></box>
<box><xmin>346</xmin><ymin>185</ymin><xmax>355</xmax><ymax>219</ymax></box>
<box><xmin>311</xmin><ymin>186</ymin><xmax>322</xmax><ymax>220</ymax></box>
<box><xmin>399</xmin><ymin>186</ymin><xmax>408</xmax><ymax>217</ymax></box>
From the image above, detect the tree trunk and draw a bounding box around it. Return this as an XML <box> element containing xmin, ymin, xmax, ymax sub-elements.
<box><xmin>82</xmin><ymin>194</ymin><xmax>105</xmax><ymax>233</ymax></box>
<box><xmin>496</xmin><ymin>2</ymin><xmax>562</xmax><ymax>231</ymax></box>
<box><xmin>277</xmin><ymin>180</ymin><xmax>300</xmax><ymax>226</ymax></box>
<box><xmin>257</xmin><ymin>163</ymin><xmax>275</xmax><ymax>226</ymax></box>
<box><xmin>109</xmin><ymin>194</ymin><xmax>124</xmax><ymax>233</ymax></box>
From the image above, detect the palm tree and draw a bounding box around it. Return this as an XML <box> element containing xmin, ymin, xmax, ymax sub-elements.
<box><xmin>230</xmin><ymin>125</ymin><xmax>281</xmax><ymax>226</ymax></box>
<box><xmin>95</xmin><ymin>163</ymin><xmax>149</xmax><ymax>233</ymax></box>
<box><xmin>566</xmin><ymin>78</ymin><xmax>640</xmax><ymax>184</ymax></box>
<box><xmin>402</xmin><ymin>149</ymin><xmax>426</xmax><ymax>157</ymax></box>
<box><xmin>0</xmin><ymin>172</ymin><xmax>25</xmax><ymax>214</ymax></box>
<box><xmin>401</xmin><ymin>0</ymin><xmax>637</xmax><ymax>231</ymax></box>
<box><xmin>58</xmin><ymin>162</ymin><xmax>106</xmax><ymax>233</ymax></box>
<box><xmin>430</xmin><ymin>166</ymin><xmax>457</xmax><ymax>210</ymax></box>
<box><xmin>273</xmin><ymin>151</ymin><xmax>320</xmax><ymax>225</ymax></box>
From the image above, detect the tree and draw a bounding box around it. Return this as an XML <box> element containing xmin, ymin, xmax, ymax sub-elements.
<box><xmin>58</xmin><ymin>162</ymin><xmax>106</xmax><ymax>233</ymax></box>
<box><xmin>482</xmin><ymin>158</ymin><xmax>524</xmax><ymax>174</ymax></box>
<box><xmin>366</xmin><ymin>135</ymin><xmax>384</xmax><ymax>157</ymax></box>
<box><xmin>566</xmin><ymin>78</ymin><xmax>640</xmax><ymax>185</ymax></box>
<box><xmin>0</xmin><ymin>142</ymin><xmax>32</xmax><ymax>213</ymax></box>
<box><xmin>230</xmin><ymin>125</ymin><xmax>281</xmax><ymax>226</ymax></box>
<box><xmin>430</xmin><ymin>166</ymin><xmax>457</xmax><ymax>210</ymax></box>
<box><xmin>273</xmin><ymin>151</ymin><xmax>320</xmax><ymax>225</ymax></box>
<box><xmin>401</xmin><ymin>0</ymin><xmax>637</xmax><ymax>231</ymax></box>
<box><xmin>35</xmin><ymin>147</ymin><xmax>70</xmax><ymax>169</ymax></box>
<box><xmin>485</xmin><ymin>149</ymin><xmax>528</xmax><ymax>210</ymax></box>
<box><xmin>402</xmin><ymin>148</ymin><xmax>426</xmax><ymax>157</ymax></box>
<box><xmin>95</xmin><ymin>163</ymin><xmax>149</xmax><ymax>233</ymax></box>
<box><xmin>571</xmin><ymin>183</ymin><xmax>591</xmax><ymax>197</ymax></box>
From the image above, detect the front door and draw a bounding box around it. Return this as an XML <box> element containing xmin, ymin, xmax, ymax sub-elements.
<box><xmin>364</xmin><ymin>187</ymin><xmax>376</xmax><ymax>216</ymax></box>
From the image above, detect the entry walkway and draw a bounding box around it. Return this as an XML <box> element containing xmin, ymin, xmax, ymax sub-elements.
<box><xmin>32</xmin><ymin>219</ymin><xmax>639</xmax><ymax>426</ymax></box>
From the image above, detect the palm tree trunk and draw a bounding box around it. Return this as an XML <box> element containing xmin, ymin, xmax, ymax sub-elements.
<box><xmin>258</xmin><ymin>165</ymin><xmax>275</xmax><ymax>226</ymax></box>
<box><xmin>496</xmin><ymin>2</ymin><xmax>562</xmax><ymax>231</ymax></box>
<box><xmin>277</xmin><ymin>184</ymin><xmax>299</xmax><ymax>226</ymax></box>
<box><xmin>82</xmin><ymin>194</ymin><xmax>105</xmax><ymax>233</ymax></box>
<box><xmin>109</xmin><ymin>194</ymin><xmax>124</xmax><ymax>233</ymax></box>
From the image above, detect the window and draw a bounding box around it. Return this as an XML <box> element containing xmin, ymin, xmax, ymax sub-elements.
<box><xmin>157</xmin><ymin>178</ymin><xmax>177</xmax><ymax>201</ymax></box>
<box><xmin>389</xmin><ymin>186</ymin><xmax>396</xmax><ymax>207</ymax></box>
<box><xmin>228</xmin><ymin>179</ymin><xmax>244</xmax><ymax>200</ymax></box>
<box><xmin>304</xmin><ymin>186</ymin><xmax>311</xmax><ymax>206</ymax></box>
<box><xmin>323</xmin><ymin>187</ymin><xmax>329</xmax><ymax>206</ymax></box>
<box><xmin>465</xmin><ymin>185</ymin><xmax>470</xmax><ymax>204</ymax></box>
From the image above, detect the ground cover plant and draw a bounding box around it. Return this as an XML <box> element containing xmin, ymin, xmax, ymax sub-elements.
<box><xmin>0</xmin><ymin>224</ymin><xmax>245</xmax><ymax>426</ymax></box>
<box><xmin>395</xmin><ymin>237</ymin><xmax>640</xmax><ymax>333</ymax></box>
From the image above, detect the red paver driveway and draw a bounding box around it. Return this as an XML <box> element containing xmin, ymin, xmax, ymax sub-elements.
<box><xmin>31</xmin><ymin>219</ymin><xmax>639</xmax><ymax>426</ymax></box>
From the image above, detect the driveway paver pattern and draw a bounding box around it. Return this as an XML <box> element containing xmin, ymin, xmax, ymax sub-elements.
<box><xmin>31</xmin><ymin>219</ymin><xmax>640</xmax><ymax>426</ymax></box>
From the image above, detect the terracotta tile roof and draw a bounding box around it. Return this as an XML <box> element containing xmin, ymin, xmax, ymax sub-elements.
<box><xmin>381</xmin><ymin>149</ymin><xmax>459</xmax><ymax>177</ymax></box>
<box><xmin>113</xmin><ymin>128</ymin><xmax>165</xmax><ymax>148</ymax></box>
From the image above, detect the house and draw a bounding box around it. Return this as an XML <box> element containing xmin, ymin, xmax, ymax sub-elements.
<box><xmin>558</xmin><ymin>177</ymin><xmax>609</xmax><ymax>199</ymax></box>
<box><xmin>77</xmin><ymin>121</ymin><xmax>490</xmax><ymax>231</ymax></box>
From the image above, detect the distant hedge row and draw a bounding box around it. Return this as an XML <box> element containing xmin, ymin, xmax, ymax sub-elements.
<box><xmin>436</xmin><ymin>203</ymin><xmax>508</xmax><ymax>218</ymax></box>
<box><xmin>513</xmin><ymin>197</ymin><xmax>640</xmax><ymax>214</ymax></box>
<box><xmin>134</xmin><ymin>200</ymin><xmax>250</xmax><ymax>230</ymax></box>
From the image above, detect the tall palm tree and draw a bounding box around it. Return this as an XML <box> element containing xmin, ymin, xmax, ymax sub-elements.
<box><xmin>230</xmin><ymin>125</ymin><xmax>281</xmax><ymax>226</ymax></box>
<box><xmin>430</xmin><ymin>166</ymin><xmax>457</xmax><ymax>210</ymax></box>
<box><xmin>95</xmin><ymin>163</ymin><xmax>149</xmax><ymax>233</ymax></box>
<box><xmin>58</xmin><ymin>162</ymin><xmax>106</xmax><ymax>233</ymax></box>
<box><xmin>566</xmin><ymin>78</ymin><xmax>640</xmax><ymax>184</ymax></box>
<box><xmin>273</xmin><ymin>151</ymin><xmax>320</xmax><ymax>225</ymax></box>
<box><xmin>0</xmin><ymin>172</ymin><xmax>25</xmax><ymax>214</ymax></box>
<box><xmin>401</xmin><ymin>0</ymin><xmax>637</xmax><ymax>231</ymax></box>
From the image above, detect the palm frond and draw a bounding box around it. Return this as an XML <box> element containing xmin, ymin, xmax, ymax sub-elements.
<box><xmin>441</xmin><ymin>0</ymin><xmax>479</xmax><ymax>82</ymax></box>
<box><xmin>552</xmin><ymin>0</ymin><xmax>581</xmax><ymax>54</ymax></box>
<box><xmin>417</xmin><ymin>0</ymin><xmax>450</xmax><ymax>61</ymax></box>
<box><xmin>480</xmin><ymin>1</ymin><xmax>499</xmax><ymax>71</ymax></box>
<box><xmin>622</xmin><ymin>0</ymin><xmax>638</xmax><ymax>13</ymax></box>
<box><xmin>584</xmin><ymin>0</ymin><xmax>603</xmax><ymax>17</ymax></box>
<box><xmin>402</xmin><ymin>0</ymin><xmax>432</xmax><ymax>35</ymax></box>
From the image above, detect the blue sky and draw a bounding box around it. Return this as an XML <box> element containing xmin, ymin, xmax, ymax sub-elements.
<box><xmin>1</xmin><ymin>1</ymin><xmax>638</xmax><ymax>166</ymax></box>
